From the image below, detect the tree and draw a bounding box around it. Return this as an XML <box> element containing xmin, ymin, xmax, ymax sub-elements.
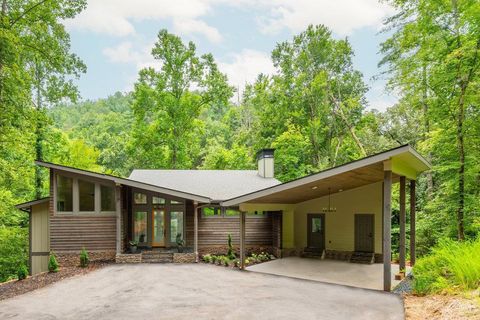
<box><xmin>381</xmin><ymin>0</ymin><xmax>480</xmax><ymax>241</ymax></box>
<box><xmin>130</xmin><ymin>29</ymin><xmax>233</xmax><ymax>169</ymax></box>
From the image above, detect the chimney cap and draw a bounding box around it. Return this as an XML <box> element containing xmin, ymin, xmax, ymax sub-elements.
<box><xmin>256</xmin><ymin>148</ymin><xmax>275</xmax><ymax>160</ymax></box>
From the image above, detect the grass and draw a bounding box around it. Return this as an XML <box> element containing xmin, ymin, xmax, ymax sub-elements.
<box><xmin>413</xmin><ymin>237</ymin><xmax>480</xmax><ymax>295</ymax></box>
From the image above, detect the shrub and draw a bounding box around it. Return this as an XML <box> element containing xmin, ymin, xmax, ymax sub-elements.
<box><xmin>79</xmin><ymin>248</ymin><xmax>89</xmax><ymax>268</ymax></box>
<box><xmin>17</xmin><ymin>264</ymin><xmax>28</xmax><ymax>280</ymax></box>
<box><xmin>413</xmin><ymin>237</ymin><xmax>480</xmax><ymax>295</ymax></box>
<box><xmin>202</xmin><ymin>254</ymin><xmax>212</xmax><ymax>263</ymax></box>
<box><xmin>224</xmin><ymin>258</ymin><xmax>230</xmax><ymax>267</ymax></box>
<box><xmin>227</xmin><ymin>234</ymin><xmax>235</xmax><ymax>260</ymax></box>
<box><xmin>48</xmin><ymin>252</ymin><xmax>59</xmax><ymax>273</ymax></box>
<box><xmin>211</xmin><ymin>255</ymin><xmax>217</xmax><ymax>264</ymax></box>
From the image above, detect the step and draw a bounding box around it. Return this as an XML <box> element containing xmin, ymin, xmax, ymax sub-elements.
<box><xmin>350</xmin><ymin>252</ymin><xmax>374</xmax><ymax>264</ymax></box>
<box><xmin>141</xmin><ymin>251</ymin><xmax>173</xmax><ymax>263</ymax></box>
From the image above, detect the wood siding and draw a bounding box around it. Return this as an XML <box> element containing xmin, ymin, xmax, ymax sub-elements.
<box><xmin>50</xmin><ymin>215</ymin><xmax>116</xmax><ymax>252</ymax></box>
<box><xmin>31</xmin><ymin>202</ymin><xmax>50</xmax><ymax>274</ymax></box>
<box><xmin>185</xmin><ymin>201</ymin><xmax>273</xmax><ymax>247</ymax></box>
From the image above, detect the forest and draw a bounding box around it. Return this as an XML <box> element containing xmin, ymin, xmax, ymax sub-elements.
<box><xmin>1</xmin><ymin>0</ymin><xmax>480</xmax><ymax>284</ymax></box>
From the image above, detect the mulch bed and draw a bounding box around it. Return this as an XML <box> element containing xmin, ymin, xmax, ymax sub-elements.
<box><xmin>404</xmin><ymin>293</ymin><xmax>480</xmax><ymax>320</ymax></box>
<box><xmin>0</xmin><ymin>262</ymin><xmax>110</xmax><ymax>301</ymax></box>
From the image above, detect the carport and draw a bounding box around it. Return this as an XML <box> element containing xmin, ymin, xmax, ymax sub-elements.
<box><xmin>222</xmin><ymin>145</ymin><xmax>430</xmax><ymax>291</ymax></box>
<box><xmin>247</xmin><ymin>257</ymin><xmax>410</xmax><ymax>291</ymax></box>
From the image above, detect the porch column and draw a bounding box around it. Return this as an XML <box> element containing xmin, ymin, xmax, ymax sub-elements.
<box><xmin>399</xmin><ymin>176</ymin><xmax>406</xmax><ymax>272</ymax></box>
<box><xmin>410</xmin><ymin>180</ymin><xmax>416</xmax><ymax>266</ymax></box>
<box><xmin>383</xmin><ymin>160</ymin><xmax>392</xmax><ymax>292</ymax></box>
<box><xmin>115</xmin><ymin>185</ymin><xmax>122</xmax><ymax>255</ymax></box>
<box><xmin>194</xmin><ymin>201</ymin><xmax>199</xmax><ymax>263</ymax></box>
<box><xmin>239</xmin><ymin>211</ymin><xmax>246</xmax><ymax>270</ymax></box>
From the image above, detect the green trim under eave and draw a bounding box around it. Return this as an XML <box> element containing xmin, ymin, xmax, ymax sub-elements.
<box><xmin>392</xmin><ymin>158</ymin><xmax>418</xmax><ymax>180</ymax></box>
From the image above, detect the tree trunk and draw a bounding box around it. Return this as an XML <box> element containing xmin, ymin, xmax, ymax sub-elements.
<box><xmin>456</xmin><ymin>85</ymin><xmax>465</xmax><ymax>241</ymax></box>
<box><xmin>35</xmin><ymin>64</ymin><xmax>44</xmax><ymax>199</ymax></box>
<box><xmin>421</xmin><ymin>63</ymin><xmax>434</xmax><ymax>198</ymax></box>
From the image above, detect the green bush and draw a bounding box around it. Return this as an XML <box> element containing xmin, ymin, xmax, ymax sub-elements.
<box><xmin>413</xmin><ymin>237</ymin><xmax>480</xmax><ymax>295</ymax></box>
<box><xmin>211</xmin><ymin>255</ymin><xmax>217</xmax><ymax>264</ymax></box>
<box><xmin>48</xmin><ymin>252</ymin><xmax>59</xmax><ymax>273</ymax></box>
<box><xmin>0</xmin><ymin>226</ymin><xmax>28</xmax><ymax>282</ymax></box>
<box><xmin>17</xmin><ymin>264</ymin><xmax>28</xmax><ymax>280</ymax></box>
<box><xmin>202</xmin><ymin>254</ymin><xmax>212</xmax><ymax>263</ymax></box>
<box><xmin>227</xmin><ymin>234</ymin><xmax>235</xmax><ymax>260</ymax></box>
<box><xmin>79</xmin><ymin>248</ymin><xmax>89</xmax><ymax>268</ymax></box>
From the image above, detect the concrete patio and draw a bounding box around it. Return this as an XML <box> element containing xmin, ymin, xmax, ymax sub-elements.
<box><xmin>246</xmin><ymin>257</ymin><xmax>409</xmax><ymax>290</ymax></box>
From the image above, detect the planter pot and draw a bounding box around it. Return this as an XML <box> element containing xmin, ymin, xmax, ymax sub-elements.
<box><xmin>130</xmin><ymin>246</ymin><xmax>137</xmax><ymax>254</ymax></box>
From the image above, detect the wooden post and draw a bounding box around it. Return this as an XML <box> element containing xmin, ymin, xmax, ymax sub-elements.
<box><xmin>383</xmin><ymin>161</ymin><xmax>392</xmax><ymax>292</ymax></box>
<box><xmin>399</xmin><ymin>176</ymin><xmax>406</xmax><ymax>272</ymax></box>
<box><xmin>410</xmin><ymin>180</ymin><xmax>416</xmax><ymax>266</ymax></box>
<box><xmin>115</xmin><ymin>185</ymin><xmax>122</xmax><ymax>255</ymax></box>
<box><xmin>194</xmin><ymin>201</ymin><xmax>198</xmax><ymax>263</ymax></box>
<box><xmin>239</xmin><ymin>211</ymin><xmax>246</xmax><ymax>270</ymax></box>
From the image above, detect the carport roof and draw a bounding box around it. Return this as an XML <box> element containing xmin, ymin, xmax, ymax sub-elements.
<box><xmin>220</xmin><ymin>145</ymin><xmax>431</xmax><ymax>206</ymax></box>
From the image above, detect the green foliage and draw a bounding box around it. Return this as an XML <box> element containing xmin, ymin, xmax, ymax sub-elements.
<box><xmin>413</xmin><ymin>238</ymin><xmax>480</xmax><ymax>295</ymax></box>
<box><xmin>17</xmin><ymin>264</ymin><xmax>28</xmax><ymax>280</ymax></box>
<box><xmin>227</xmin><ymin>234</ymin><xmax>235</xmax><ymax>260</ymax></box>
<box><xmin>202</xmin><ymin>254</ymin><xmax>212</xmax><ymax>263</ymax></box>
<box><xmin>48</xmin><ymin>252</ymin><xmax>59</xmax><ymax>273</ymax></box>
<box><xmin>0</xmin><ymin>227</ymin><xmax>28</xmax><ymax>282</ymax></box>
<box><xmin>79</xmin><ymin>248</ymin><xmax>89</xmax><ymax>268</ymax></box>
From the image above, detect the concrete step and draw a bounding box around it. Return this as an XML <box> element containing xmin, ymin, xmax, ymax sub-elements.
<box><xmin>141</xmin><ymin>251</ymin><xmax>173</xmax><ymax>263</ymax></box>
<box><xmin>350</xmin><ymin>252</ymin><xmax>374</xmax><ymax>264</ymax></box>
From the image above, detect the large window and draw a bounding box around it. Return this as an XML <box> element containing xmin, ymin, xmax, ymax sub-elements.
<box><xmin>56</xmin><ymin>175</ymin><xmax>73</xmax><ymax>212</ymax></box>
<box><xmin>170</xmin><ymin>211</ymin><xmax>184</xmax><ymax>243</ymax></box>
<box><xmin>101</xmin><ymin>185</ymin><xmax>115</xmax><ymax>211</ymax></box>
<box><xmin>79</xmin><ymin>179</ymin><xmax>95</xmax><ymax>212</ymax></box>
<box><xmin>55</xmin><ymin>173</ymin><xmax>116</xmax><ymax>214</ymax></box>
<box><xmin>134</xmin><ymin>211</ymin><xmax>147</xmax><ymax>243</ymax></box>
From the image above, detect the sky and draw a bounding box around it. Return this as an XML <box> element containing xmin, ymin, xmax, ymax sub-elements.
<box><xmin>65</xmin><ymin>0</ymin><xmax>398</xmax><ymax>111</ymax></box>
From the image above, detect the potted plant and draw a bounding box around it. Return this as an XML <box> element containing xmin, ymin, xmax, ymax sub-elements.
<box><xmin>176</xmin><ymin>233</ymin><xmax>184</xmax><ymax>253</ymax></box>
<box><xmin>129</xmin><ymin>240</ymin><xmax>139</xmax><ymax>253</ymax></box>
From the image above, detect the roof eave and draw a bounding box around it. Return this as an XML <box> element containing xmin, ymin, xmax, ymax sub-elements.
<box><xmin>35</xmin><ymin>161</ymin><xmax>212</xmax><ymax>203</ymax></box>
<box><xmin>220</xmin><ymin>145</ymin><xmax>431</xmax><ymax>207</ymax></box>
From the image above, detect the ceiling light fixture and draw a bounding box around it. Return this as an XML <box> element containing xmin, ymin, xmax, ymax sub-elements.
<box><xmin>311</xmin><ymin>186</ymin><xmax>318</xmax><ymax>190</ymax></box>
<box><xmin>322</xmin><ymin>188</ymin><xmax>337</xmax><ymax>213</ymax></box>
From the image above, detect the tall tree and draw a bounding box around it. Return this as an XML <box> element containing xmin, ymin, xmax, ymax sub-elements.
<box><xmin>130</xmin><ymin>29</ymin><xmax>233</xmax><ymax>169</ymax></box>
<box><xmin>381</xmin><ymin>0</ymin><xmax>480</xmax><ymax>240</ymax></box>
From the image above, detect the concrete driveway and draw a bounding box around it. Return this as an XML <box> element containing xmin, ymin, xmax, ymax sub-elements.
<box><xmin>0</xmin><ymin>264</ymin><xmax>404</xmax><ymax>320</ymax></box>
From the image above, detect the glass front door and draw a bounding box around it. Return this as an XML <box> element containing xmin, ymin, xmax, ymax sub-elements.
<box><xmin>152</xmin><ymin>209</ymin><xmax>165</xmax><ymax>247</ymax></box>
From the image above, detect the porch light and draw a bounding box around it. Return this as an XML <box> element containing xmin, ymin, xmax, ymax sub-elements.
<box><xmin>311</xmin><ymin>186</ymin><xmax>318</xmax><ymax>190</ymax></box>
<box><xmin>322</xmin><ymin>188</ymin><xmax>336</xmax><ymax>213</ymax></box>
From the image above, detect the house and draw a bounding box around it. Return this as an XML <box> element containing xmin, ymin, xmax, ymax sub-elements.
<box><xmin>16</xmin><ymin>145</ymin><xmax>430</xmax><ymax>292</ymax></box>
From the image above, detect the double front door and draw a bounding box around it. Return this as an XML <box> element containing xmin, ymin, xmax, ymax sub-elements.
<box><xmin>132</xmin><ymin>190</ymin><xmax>185</xmax><ymax>248</ymax></box>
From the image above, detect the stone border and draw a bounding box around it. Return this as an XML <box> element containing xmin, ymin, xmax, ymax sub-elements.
<box><xmin>115</xmin><ymin>253</ymin><xmax>142</xmax><ymax>263</ymax></box>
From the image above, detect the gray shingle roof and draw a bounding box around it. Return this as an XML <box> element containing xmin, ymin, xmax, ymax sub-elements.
<box><xmin>128</xmin><ymin>170</ymin><xmax>281</xmax><ymax>201</ymax></box>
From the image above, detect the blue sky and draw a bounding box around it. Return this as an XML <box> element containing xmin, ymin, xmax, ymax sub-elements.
<box><xmin>65</xmin><ymin>0</ymin><xmax>397</xmax><ymax>111</ymax></box>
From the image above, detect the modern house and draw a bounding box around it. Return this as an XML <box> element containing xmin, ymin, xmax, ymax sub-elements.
<box><xmin>16</xmin><ymin>145</ymin><xmax>430</xmax><ymax>291</ymax></box>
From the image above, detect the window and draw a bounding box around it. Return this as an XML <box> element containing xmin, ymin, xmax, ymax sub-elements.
<box><xmin>134</xmin><ymin>211</ymin><xmax>147</xmax><ymax>243</ymax></box>
<box><xmin>78</xmin><ymin>179</ymin><xmax>95</xmax><ymax>211</ymax></box>
<box><xmin>56</xmin><ymin>175</ymin><xmax>73</xmax><ymax>212</ymax></box>
<box><xmin>247</xmin><ymin>211</ymin><xmax>266</xmax><ymax>216</ymax></box>
<box><xmin>134</xmin><ymin>192</ymin><xmax>147</xmax><ymax>204</ymax></box>
<box><xmin>152</xmin><ymin>196</ymin><xmax>165</xmax><ymax>205</ymax></box>
<box><xmin>202</xmin><ymin>207</ymin><xmax>221</xmax><ymax>216</ymax></box>
<box><xmin>312</xmin><ymin>218</ymin><xmax>322</xmax><ymax>233</ymax></box>
<box><xmin>171</xmin><ymin>199</ymin><xmax>183</xmax><ymax>205</ymax></box>
<box><xmin>101</xmin><ymin>185</ymin><xmax>115</xmax><ymax>211</ymax></box>
<box><xmin>170</xmin><ymin>211</ymin><xmax>184</xmax><ymax>243</ymax></box>
<box><xmin>225</xmin><ymin>208</ymin><xmax>240</xmax><ymax>216</ymax></box>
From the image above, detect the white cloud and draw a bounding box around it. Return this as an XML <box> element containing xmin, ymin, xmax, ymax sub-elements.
<box><xmin>102</xmin><ymin>41</ymin><xmax>160</xmax><ymax>71</ymax></box>
<box><xmin>218</xmin><ymin>49</ymin><xmax>275</xmax><ymax>98</ymax></box>
<box><xmin>240</xmin><ymin>0</ymin><xmax>394</xmax><ymax>36</ymax></box>
<box><xmin>65</xmin><ymin>0</ymin><xmax>221</xmax><ymax>42</ymax></box>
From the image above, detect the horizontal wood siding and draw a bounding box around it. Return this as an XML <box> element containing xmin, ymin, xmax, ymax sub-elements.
<box><xmin>185</xmin><ymin>201</ymin><xmax>273</xmax><ymax>247</ymax></box>
<box><xmin>50</xmin><ymin>215</ymin><xmax>116</xmax><ymax>252</ymax></box>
